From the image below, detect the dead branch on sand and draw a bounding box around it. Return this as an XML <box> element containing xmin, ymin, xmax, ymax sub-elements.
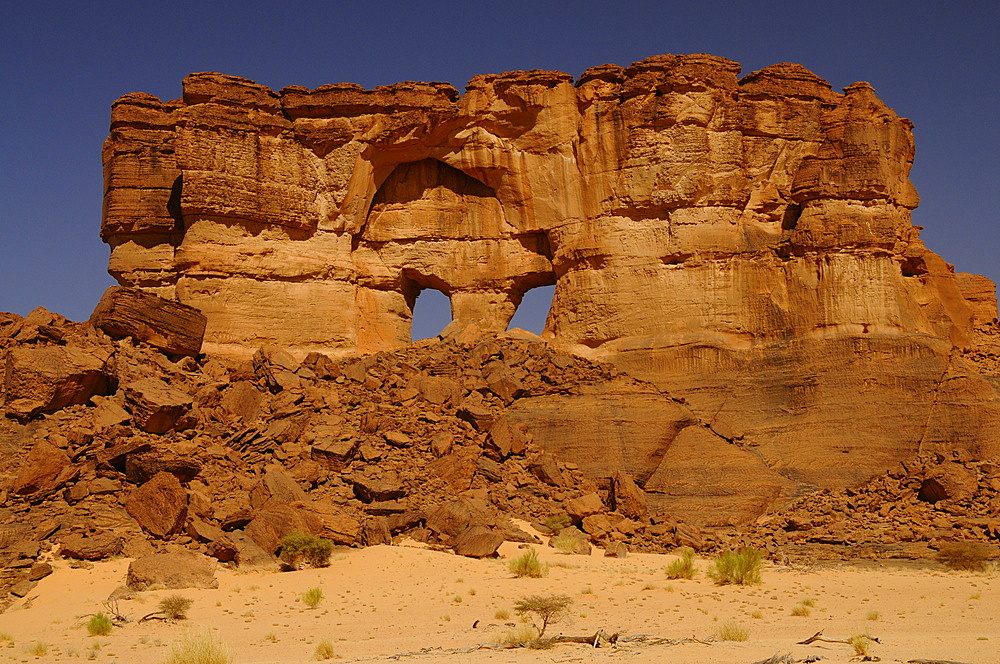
<box><xmin>798</xmin><ymin>630</ymin><xmax>881</xmax><ymax>646</ymax></box>
<box><xmin>383</xmin><ymin>631</ymin><xmax>713</xmax><ymax>658</ymax></box>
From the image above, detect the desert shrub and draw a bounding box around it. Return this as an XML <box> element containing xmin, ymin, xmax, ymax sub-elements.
<box><xmin>936</xmin><ymin>540</ymin><xmax>993</xmax><ymax>571</ymax></box>
<box><xmin>86</xmin><ymin>613</ymin><xmax>113</xmax><ymax>636</ymax></box>
<box><xmin>509</xmin><ymin>548</ymin><xmax>548</xmax><ymax>578</ymax></box>
<box><xmin>495</xmin><ymin>608</ymin><xmax>510</xmax><ymax>620</ymax></box>
<box><xmin>665</xmin><ymin>546</ymin><xmax>697</xmax><ymax>580</ymax></box>
<box><xmin>708</xmin><ymin>547</ymin><xmax>764</xmax><ymax>585</ymax></box>
<box><xmin>313</xmin><ymin>639</ymin><xmax>336</xmax><ymax>660</ymax></box>
<box><xmin>717</xmin><ymin>620</ymin><xmax>750</xmax><ymax>642</ymax></box>
<box><xmin>848</xmin><ymin>632</ymin><xmax>873</xmax><ymax>658</ymax></box>
<box><xmin>160</xmin><ymin>595</ymin><xmax>194</xmax><ymax>620</ymax></box>
<box><xmin>301</xmin><ymin>587</ymin><xmax>324</xmax><ymax>609</ymax></box>
<box><xmin>866</xmin><ymin>610</ymin><xmax>880</xmax><ymax>621</ymax></box>
<box><xmin>541</xmin><ymin>514</ymin><xmax>572</xmax><ymax>532</ymax></box>
<box><xmin>280</xmin><ymin>530</ymin><xmax>335</xmax><ymax>569</ymax></box>
<box><xmin>161</xmin><ymin>630</ymin><xmax>233</xmax><ymax>664</ymax></box>
<box><xmin>790</xmin><ymin>604</ymin><xmax>810</xmax><ymax>617</ymax></box>
<box><xmin>513</xmin><ymin>594</ymin><xmax>573</xmax><ymax>638</ymax></box>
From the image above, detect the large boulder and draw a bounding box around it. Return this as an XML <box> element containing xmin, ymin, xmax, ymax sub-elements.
<box><xmin>610</xmin><ymin>471</ymin><xmax>649</xmax><ymax>520</ymax></box>
<box><xmin>126</xmin><ymin>550</ymin><xmax>218</xmax><ymax>590</ymax></box>
<box><xmin>452</xmin><ymin>526</ymin><xmax>504</xmax><ymax>558</ymax></box>
<box><xmin>9</xmin><ymin>441</ymin><xmax>76</xmax><ymax>496</ymax></box>
<box><xmin>2</xmin><ymin>346</ymin><xmax>110</xmax><ymax>418</ymax></box>
<box><xmin>59</xmin><ymin>532</ymin><xmax>124</xmax><ymax>560</ymax></box>
<box><xmin>123</xmin><ymin>378</ymin><xmax>193</xmax><ymax>434</ymax></box>
<box><xmin>90</xmin><ymin>286</ymin><xmax>207</xmax><ymax>357</ymax></box>
<box><xmin>123</xmin><ymin>472</ymin><xmax>188</xmax><ymax>538</ymax></box>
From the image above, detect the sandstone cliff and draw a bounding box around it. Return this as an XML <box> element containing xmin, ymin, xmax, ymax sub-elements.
<box><xmin>101</xmin><ymin>54</ymin><xmax>1000</xmax><ymax>523</ymax></box>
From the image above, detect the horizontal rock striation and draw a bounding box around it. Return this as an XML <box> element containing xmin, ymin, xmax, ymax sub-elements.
<box><xmin>101</xmin><ymin>54</ymin><xmax>1000</xmax><ymax>521</ymax></box>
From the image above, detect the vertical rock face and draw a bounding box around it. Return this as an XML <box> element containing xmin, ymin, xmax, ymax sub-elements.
<box><xmin>102</xmin><ymin>54</ymin><xmax>1000</xmax><ymax>513</ymax></box>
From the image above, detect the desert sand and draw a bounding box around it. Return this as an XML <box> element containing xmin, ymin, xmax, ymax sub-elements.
<box><xmin>1</xmin><ymin>530</ymin><xmax>997</xmax><ymax>664</ymax></box>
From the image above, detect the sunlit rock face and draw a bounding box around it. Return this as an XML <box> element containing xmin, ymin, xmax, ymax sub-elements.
<box><xmin>102</xmin><ymin>54</ymin><xmax>1000</xmax><ymax>524</ymax></box>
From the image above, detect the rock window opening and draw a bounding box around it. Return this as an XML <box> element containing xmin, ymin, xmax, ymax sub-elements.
<box><xmin>410</xmin><ymin>288</ymin><xmax>452</xmax><ymax>342</ymax></box>
<box><xmin>507</xmin><ymin>284</ymin><xmax>555</xmax><ymax>335</ymax></box>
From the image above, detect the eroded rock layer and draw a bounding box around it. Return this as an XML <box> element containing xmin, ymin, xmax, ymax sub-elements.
<box><xmin>101</xmin><ymin>54</ymin><xmax>1000</xmax><ymax>522</ymax></box>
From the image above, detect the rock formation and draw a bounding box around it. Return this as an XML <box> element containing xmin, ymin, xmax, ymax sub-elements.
<box><xmin>99</xmin><ymin>54</ymin><xmax>1000</xmax><ymax>528</ymax></box>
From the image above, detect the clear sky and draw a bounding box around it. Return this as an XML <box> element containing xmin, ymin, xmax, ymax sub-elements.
<box><xmin>2</xmin><ymin>1</ymin><xmax>997</xmax><ymax>338</ymax></box>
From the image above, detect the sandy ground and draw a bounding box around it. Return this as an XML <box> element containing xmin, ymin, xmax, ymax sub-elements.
<box><xmin>0</xmin><ymin>531</ymin><xmax>997</xmax><ymax>664</ymax></box>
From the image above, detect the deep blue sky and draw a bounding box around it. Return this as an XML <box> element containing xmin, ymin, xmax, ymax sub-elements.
<box><xmin>2</xmin><ymin>1</ymin><xmax>997</xmax><ymax>338</ymax></box>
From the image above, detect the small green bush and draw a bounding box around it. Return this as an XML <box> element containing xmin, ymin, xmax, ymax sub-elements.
<box><xmin>160</xmin><ymin>595</ymin><xmax>193</xmax><ymax>620</ymax></box>
<box><xmin>665</xmin><ymin>546</ymin><xmax>697</xmax><ymax>580</ymax></box>
<box><xmin>280</xmin><ymin>530</ymin><xmax>335</xmax><ymax>569</ymax></box>
<box><xmin>86</xmin><ymin>613</ymin><xmax>113</xmax><ymax>636</ymax></box>
<box><xmin>509</xmin><ymin>548</ymin><xmax>548</xmax><ymax>578</ymax></box>
<box><xmin>541</xmin><ymin>514</ymin><xmax>572</xmax><ymax>532</ymax></box>
<box><xmin>936</xmin><ymin>540</ymin><xmax>993</xmax><ymax>571</ymax></box>
<box><xmin>161</xmin><ymin>630</ymin><xmax>233</xmax><ymax>664</ymax></box>
<box><xmin>717</xmin><ymin>620</ymin><xmax>750</xmax><ymax>642</ymax></box>
<box><xmin>301</xmin><ymin>587</ymin><xmax>324</xmax><ymax>609</ymax></box>
<box><xmin>708</xmin><ymin>547</ymin><xmax>764</xmax><ymax>585</ymax></box>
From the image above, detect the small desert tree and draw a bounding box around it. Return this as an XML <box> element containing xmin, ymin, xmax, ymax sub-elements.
<box><xmin>279</xmin><ymin>530</ymin><xmax>335</xmax><ymax>569</ymax></box>
<box><xmin>513</xmin><ymin>595</ymin><xmax>573</xmax><ymax>638</ymax></box>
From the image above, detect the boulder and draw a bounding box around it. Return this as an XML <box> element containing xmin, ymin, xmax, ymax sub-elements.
<box><xmin>125</xmin><ymin>449</ymin><xmax>202</xmax><ymax>484</ymax></box>
<box><xmin>918</xmin><ymin>464</ymin><xmax>979</xmax><ymax>503</ymax></box>
<box><xmin>362</xmin><ymin>517</ymin><xmax>392</xmax><ymax>546</ymax></box>
<box><xmin>123</xmin><ymin>471</ymin><xmax>188</xmax><ymax>538</ymax></box>
<box><xmin>453</xmin><ymin>525</ymin><xmax>504</xmax><ymax>558</ymax></box>
<box><xmin>350</xmin><ymin>472</ymin><xmax>407</xmax><ymax>503</ymax></box>
<box><xmin>604</xmin><ymin>541</ymin><xmax>629</xmax><ymax>558</ymax></box>
<box><xmin>59</xmin><ymin>532</ymin><xmax>123</xmax><ymax>560</ymax></box>
<box><xmin>27</xmin><ymin>562</ymin><xmax>53</xmax><ymax>581</ymax></box>
<box><xmin>10</xmin><ymin>580</ymin><xmax>37</xmax><ymax>597</ymax></box>
<box><xmin>610</xmin><ymin>471</ymin><xmax>649</xmax><ymax>520</ymax></box>
<box><xmin>249</xmin><ymin>465</ymin><xmax>309</xmax><ymax>507</ymax></box>
<box><xmin>9</xmin><ymin>441</ymin><xmax>76</xmax><ymax>496</ymax></box>
<box><xmin>3</xmin><ymin>346</ymin><xmax>109</xmax><ymax>418</ymax></box>
<box><xmin>89</xmin><ymin>286</ymin><xmax>207</xmax><ymax>357</ymax></box>
<box><xmin>310</xmin><ymin>438</ymin><xmax>359</xmax><ymax>471</ymax></box>
<box><xmin>564</xmin><ymin>493</ymin><xmax>605</xmax><ymax>522</ymax></box>
<box><xmin>126</xmin><ymin>550</ymin><xmax>218</xmax><ymax>590</ymax></box>
<box><xmin>485</xmin><ymin>416</ymin><xmax>529</xmax><ymax>459</ymax></box>
<box><xmin>123</xmin><ymin>378</ymin><xmax>193</xmax><ymax>434</ymax></box>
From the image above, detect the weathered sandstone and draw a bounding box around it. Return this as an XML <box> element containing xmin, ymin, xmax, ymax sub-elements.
<box><xmin>87</xmin><ymin>54</ymin><xmax>1000</xmax><ymax>525</ymax></box>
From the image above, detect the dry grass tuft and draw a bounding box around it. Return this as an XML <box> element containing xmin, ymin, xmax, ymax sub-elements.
<box><xmin>665</xmin><ymin>546</ymin><xmax>697</xmax><ymax>580</ymax></box>
<box><xmin>161</xmin><ymin>630</ymin><xmax>233</xmax><ymax>664</ymax></box>
<box><xmin>313</xmin><ymin>639</ymin><xmax>336</xmax><ymax>660</ymax></box>
<box><xmin>717</xmin><ymin>620</ymin><xmax>750</xmax><ymax>641</ymax></box>
<box><xmin>301</xmin><ymin>587</ymin><xmax>325</xmax><ymax>609</ymax></box>
<box><xmin>708</xmin><ymin>547</ymin><xmax>764</xmax><ymax>585</ymax></box>
<box><xmin>509</xmin><ymin>548</ymin><xmax>548</xmax><ymax>578</ymax></box>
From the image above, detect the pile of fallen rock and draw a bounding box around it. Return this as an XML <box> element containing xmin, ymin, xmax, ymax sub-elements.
<box><xmin>0</xmin><ymin>288</ymin><xmax>703</xmax><ymax>605</ymax></box>
<box><xmin>728</xmin><ymin>452</ymin><xmax>1000</xmax><ymax>560</ymax></box>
